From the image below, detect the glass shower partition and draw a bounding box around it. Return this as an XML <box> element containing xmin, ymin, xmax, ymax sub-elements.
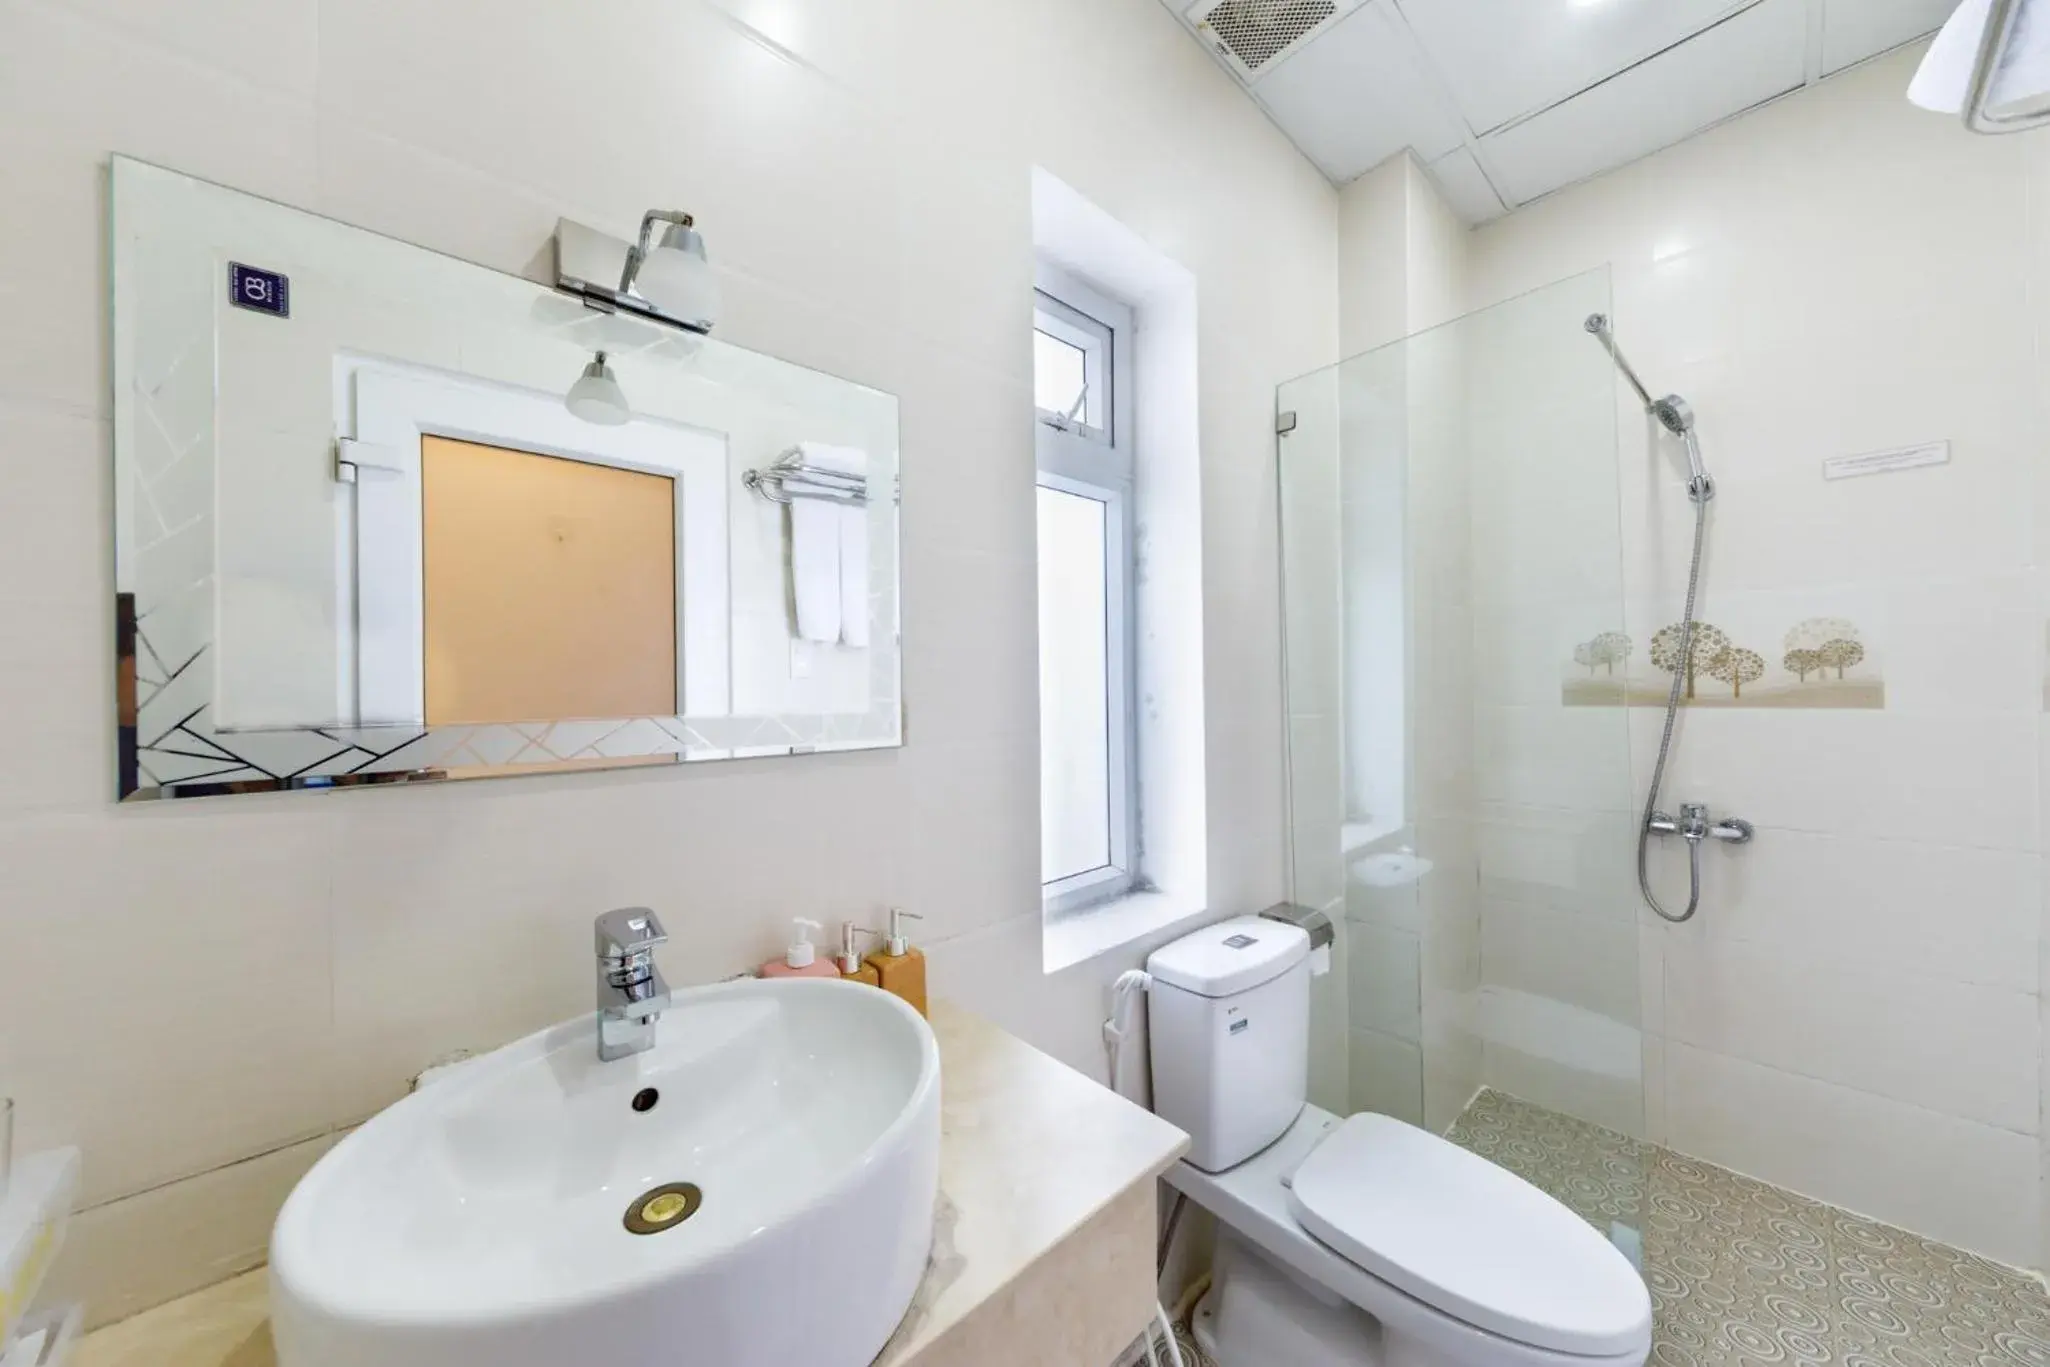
<box><xmin>1279</xmin><ymin>267</ymin><xmax>1652</xmax><ymax>1262</ymax></box>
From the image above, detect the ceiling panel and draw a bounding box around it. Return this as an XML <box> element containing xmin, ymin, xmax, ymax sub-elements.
<box><xmin>1479</xmin><ymin>0</ymin><xmax>1808</xmax><ymax>205</ymax></box>
<box><xmin>1426</xmin><ymin>147</ymin><xmax>1509</xmax><ymax>222</ymax></box>
<box><xmin>1819</xmin><ymin>0</ymin><xmax>1949</xmax><ymax>75</ymax></box>
<box><xmin>1253</xmin><ymin>0</ymin><xmax>1467</xmax><ymax>181</ymax></box>
<box><xmin>1396</xmin><ymin>0</ymin><xmax>1755</xmax><ymax>133</ymax></box>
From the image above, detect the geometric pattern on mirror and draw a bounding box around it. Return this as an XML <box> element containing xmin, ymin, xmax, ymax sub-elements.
<box><xmin>126</xmin><ymin>602</ymin><xmax>899</xmax><ymax>798</ymax></box>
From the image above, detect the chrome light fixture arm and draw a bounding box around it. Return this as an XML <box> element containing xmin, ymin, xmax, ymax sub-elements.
<box><xmin>618</xmin><ymin>209</ymin><xmax>697</xmax><ymax>297</ymax></box>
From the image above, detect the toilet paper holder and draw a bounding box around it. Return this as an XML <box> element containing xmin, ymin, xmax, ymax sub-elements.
<box><xmin>1257</xmin><ymin>902</ymin><xmax>1334</xmax><ymax>953</ymax></box>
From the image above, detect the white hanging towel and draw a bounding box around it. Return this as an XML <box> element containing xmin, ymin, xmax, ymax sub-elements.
<box><xmin>796</xmin><ymin>441</ymin><xmax>871</xmax><ymax>648</ymax></box>
<box><xmin>1910</xmin><ymin>0</ymin><xmax>2050</xmax><ymax>114</ymax></box>
<box><xmin>788</xmin><ymin>481</ymin><xmax>841</xmax><ymax>645</ymax></box>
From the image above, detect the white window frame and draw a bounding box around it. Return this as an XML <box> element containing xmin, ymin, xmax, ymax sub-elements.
<box><xmin>1035</xmin><ymin>262</ymin><xmax>1139</xmax><ymax>915</ymax></box>
<box><xmin>1034</xmin><ymin>291</ymin><xmax>1114</xmax><ymax>442</ymax></box>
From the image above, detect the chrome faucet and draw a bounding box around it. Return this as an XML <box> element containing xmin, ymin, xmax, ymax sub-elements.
<box><xmin>1647</xmin><ymin>802</ymin><xmax>1754</xmax><ymax>846</ymax></box>
<box><xmin>595</xmin><ymin>908</ymin><xmax>670</xmax><ymax>1063</ymax></box>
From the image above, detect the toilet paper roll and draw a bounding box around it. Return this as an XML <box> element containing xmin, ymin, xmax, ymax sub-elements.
<box><xmin>1309</xmin><ymin>944</ymin><xmax>1331</xmax><ymax>977</ymax></box>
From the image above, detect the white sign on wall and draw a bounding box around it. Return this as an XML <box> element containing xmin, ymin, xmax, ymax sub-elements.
<box><xmin>1822</xmin><ymin>440</ymin><xmax>1950</xmax><ymax>481</ymax></box>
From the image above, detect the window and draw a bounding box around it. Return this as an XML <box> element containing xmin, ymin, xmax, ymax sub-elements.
<box><xmin>1033</xmin><ymin>292</ymin><xmax>1112</xmax><ymax>438</ymax></box>
<box><xmin>1035</xmin><ymin>264</ymin><xmax>1137</xmax><ymax>913</ymax></box>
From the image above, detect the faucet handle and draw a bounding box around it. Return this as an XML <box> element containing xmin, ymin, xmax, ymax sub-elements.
<box><xmin>595</xmin><ymin>907</ymin><xmax>667</xmax><ymax>961</ymax></box>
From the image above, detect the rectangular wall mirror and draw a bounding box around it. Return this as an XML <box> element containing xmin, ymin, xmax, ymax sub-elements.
<box><xmin>111</xmin><ymin>157</ymin><xmax>901</xmax><ymax>800</ymax></box>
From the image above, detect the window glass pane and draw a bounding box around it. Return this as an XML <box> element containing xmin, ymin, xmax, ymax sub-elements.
<box><xmin>1037</xmin><ymin>485</ymin><xmax>1111</xmax><ymax>884</ymax></box>
<box><xmin>1033</xmin><ymin>329</ymin><xmax>1088</xmax><ymax>422</ymax></box>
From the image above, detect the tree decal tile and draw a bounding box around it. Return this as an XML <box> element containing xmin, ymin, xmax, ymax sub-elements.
<box><xmin>1564</xmin><ymin>614</ymin><xmax>1882</xmax><ymax>710</ymax></box>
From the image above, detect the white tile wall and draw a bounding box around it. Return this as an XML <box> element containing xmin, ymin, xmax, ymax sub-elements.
<box><xmin>1349</xmin><ymin>1025</ymin><xmax>1425</xmax><ymax>1126</ymax></box>
<box><xmin>1320</xmin><ymin>161</ymin><xmax>1487</xmax><ymax>1128</ymax></box>
<box><xmin>1348</xmin><ymin>920</ymin><xmax>1423</xmax><ymax>1041</ymax></box>
<box><xmin>1667</xmin><ymin>1043</ymin><xmax>2041</xmax><ymax>1267</ymax></box>
<box><xmin>0</xmin><ymin>0</ymin><xmax>1340</xmax><ymax>1325</ymax></box>
<box><xmin>1482</xmin><ymin>900</ymin><xmax>1641</xmax><ymax>1028</ymax></box>
<box><xmin>1664</xmin><ymin>932</ymin><xmax>2038</xmax><ymax>1134</ymax></box>
<box><xmin>1465</xmin><ymin>44</ymin><xmax>2050</xmax><ymax>1270</ymax></box>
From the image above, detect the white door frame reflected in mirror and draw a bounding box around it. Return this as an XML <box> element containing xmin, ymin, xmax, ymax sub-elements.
<box><xmin>335</xmin><ymin>359</ymin><xmax>730</xmax><ymax>730</ymax></box>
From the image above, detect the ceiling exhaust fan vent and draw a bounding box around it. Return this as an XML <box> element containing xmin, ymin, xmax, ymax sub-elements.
<box><xmin>1189</xmin><ymin>0</ymin><xmax>1356</xmax><ymax>80</ymax></box>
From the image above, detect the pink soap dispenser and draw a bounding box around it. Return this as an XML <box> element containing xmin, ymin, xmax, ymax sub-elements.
<box><xmin>760</xmin><ymin>918</ymin><xmax>840</xmax><ymax>979</ymax></box>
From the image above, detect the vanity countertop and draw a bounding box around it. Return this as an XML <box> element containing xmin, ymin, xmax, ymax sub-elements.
<box><xmin>70</xmin><ymin>999</ymin><xmax>1190</xmax><ymax>1367</ymax></box>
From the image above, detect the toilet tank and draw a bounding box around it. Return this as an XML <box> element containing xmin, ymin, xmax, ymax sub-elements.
<box><xmin>1146</xmin><ymin>916</ymin><xmax>1311</xmax><ymax>1172</ymax></box>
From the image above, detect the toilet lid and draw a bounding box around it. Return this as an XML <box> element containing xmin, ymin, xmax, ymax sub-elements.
<box><xmin>1287</xmin><ymin>1114</ymin><xmax>1651</xmax><ymax>1357</ymax></box>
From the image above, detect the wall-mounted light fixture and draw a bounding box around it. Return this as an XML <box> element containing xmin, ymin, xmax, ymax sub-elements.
<box><xmin>564</xmin><ymin>350</ymin><xmax>630</xmax><ymax>426</ymax></box>
<box><xmin>555</xmin><ymin>211</ymin><xmax>721</xmax><ymax>335</ymax></box>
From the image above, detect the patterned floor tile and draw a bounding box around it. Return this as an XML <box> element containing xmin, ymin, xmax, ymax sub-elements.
<box><xmin>1644</xmin><ymin>1152</ymin><xmax>1841</xmax><ymax>1366</ymax></box>
<box><xmin>1444</xmin><ymin>1087</ymin><xmax>1653</xmax><ymax>1236</ymax></box>
<box><xmin>1169</xmin><ymin>1089</ymin><xmax>2050</xmax><ymax>1367</ymax></box>
<box><xmin>1822</xmin><ymin>1209</ymin><xmax>2050</xmax><ymax>1367</ymax></box>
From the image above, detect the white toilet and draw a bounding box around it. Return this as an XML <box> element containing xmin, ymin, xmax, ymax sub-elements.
<box><xmin>1147</xmin><ymin>916</ymin><xmax>1652</xmax><ymax>1367</ymax></box>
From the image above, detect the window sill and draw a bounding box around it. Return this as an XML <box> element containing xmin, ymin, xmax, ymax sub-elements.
<box><xmin>1042</xmin><ymin>888</ymin><xmax>1210</xmax><ymax>975</ymax></box>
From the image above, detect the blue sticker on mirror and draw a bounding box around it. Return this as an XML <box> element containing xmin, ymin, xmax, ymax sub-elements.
<box><xmin>229</xmin><ymin>262</ymin><xmax>289</xmax><ymax>318</ymax></box>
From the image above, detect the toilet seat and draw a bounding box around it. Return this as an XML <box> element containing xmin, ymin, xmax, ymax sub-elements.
<box><xmin>1288</xmin><ymin>1114</ymin><xmax>1649</xmax><ymax>1358</ymax></box>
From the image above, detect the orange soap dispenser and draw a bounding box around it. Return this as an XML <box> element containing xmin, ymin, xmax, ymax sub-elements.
<box><xmin>864</xmin><ymin>908</ymin><xmax>927</xmax><ymax>1017</ymax></box>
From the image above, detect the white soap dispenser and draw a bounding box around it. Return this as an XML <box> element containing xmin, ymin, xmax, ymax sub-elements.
<box><xmin>760</xmin><ymin>917</ymin><xmax>838</xmax><ymax>978</ymax></box>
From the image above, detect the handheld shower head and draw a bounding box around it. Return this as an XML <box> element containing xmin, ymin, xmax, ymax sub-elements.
<box><xmin>1584</xmin><ymin>318</ymin><xmax>1713</xmax><ymax>500</ymax></box>
<box><xmin>1658</xmin><ymin>397</ymin><xmax>1713</xmax><ymax>501</ymax></box>
<box><xmin>1652</xmin><ymin>395</ymin><xmax>1695</xmax><ymax>435</ymax></box>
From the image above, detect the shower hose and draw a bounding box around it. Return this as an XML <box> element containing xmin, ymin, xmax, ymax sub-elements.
<box><xmin>1636</xmin><ymin>483</ymin><xmax>1711</xmax><ymax>924</ymax></box>
<box><xmin>1105</xmin><ymin>971</ymin><xmax>1189</xmax><ymax>1367</ymax></box>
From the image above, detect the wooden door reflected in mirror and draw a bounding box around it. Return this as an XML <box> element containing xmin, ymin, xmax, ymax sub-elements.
<box><xmin>420</xmin><ymin>436</ymin><xmax>678</xmax><ymax>726</ymax></box>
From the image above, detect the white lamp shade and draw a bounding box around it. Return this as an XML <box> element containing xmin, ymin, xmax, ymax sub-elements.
<box><xmin>631</xmin><ymin>230</ymin><xmax>721</xmax><ymax>329</ymax></box>
<box><xmin>566</xmin><ymin>355</ymin><xmax>630</xmax><ymax>426</ymax></box>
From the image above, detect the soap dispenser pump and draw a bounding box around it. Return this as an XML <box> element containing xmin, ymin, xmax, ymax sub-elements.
<box><xmin>837</xmin><ymin>922</ymin><xmax>882</xmax><ymax>986</ymax></box>
<box><xmin>864</xmin><ymin>908</ymin><xmax>927</xmax><ymax>1017</ymax></box>
<box><xmin>761</xmin><ymin>917</ymin><xmax>839</xmax><ymax>979</ymax></box>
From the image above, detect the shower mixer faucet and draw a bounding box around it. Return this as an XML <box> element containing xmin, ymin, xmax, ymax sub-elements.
<box><xmin>1647</xmin><ymin>802</ymin><xmax>1754</xmax><ymax>846</ymax></box>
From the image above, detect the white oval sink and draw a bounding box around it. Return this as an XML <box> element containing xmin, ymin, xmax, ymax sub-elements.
<box><xmin>271</xmin><ymin>978</ymin><xmax>941</xmax><ymax>1367</ymax></box>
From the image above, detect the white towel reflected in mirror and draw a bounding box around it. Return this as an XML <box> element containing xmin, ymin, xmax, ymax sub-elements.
<box><xmin>788</xmin><ymin>486</ymin><xmax>842</xmax><ymax>645</ymax></box>
<box><xmin>787</xmin><ymin>442</ymin><xmax>870</xmax><ymax>649</ymax></box>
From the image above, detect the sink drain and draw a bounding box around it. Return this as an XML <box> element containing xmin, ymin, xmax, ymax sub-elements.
<box><xmin>623</xmin><ymin>1182</ymin><xmax>702</xmax><ymax>1236</ymax></box>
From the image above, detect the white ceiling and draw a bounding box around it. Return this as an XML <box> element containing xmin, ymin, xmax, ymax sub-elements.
<box><xmin>1159</xmin><ymin>0</ymin><xmax>1957</xmax><ymax>222</ymax></box>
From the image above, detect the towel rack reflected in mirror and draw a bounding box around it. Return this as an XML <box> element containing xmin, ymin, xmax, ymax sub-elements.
<box><xmin>743</xmin><ymin>450</ymin><xmax>887</xmax><ymax>506</ymax></box>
